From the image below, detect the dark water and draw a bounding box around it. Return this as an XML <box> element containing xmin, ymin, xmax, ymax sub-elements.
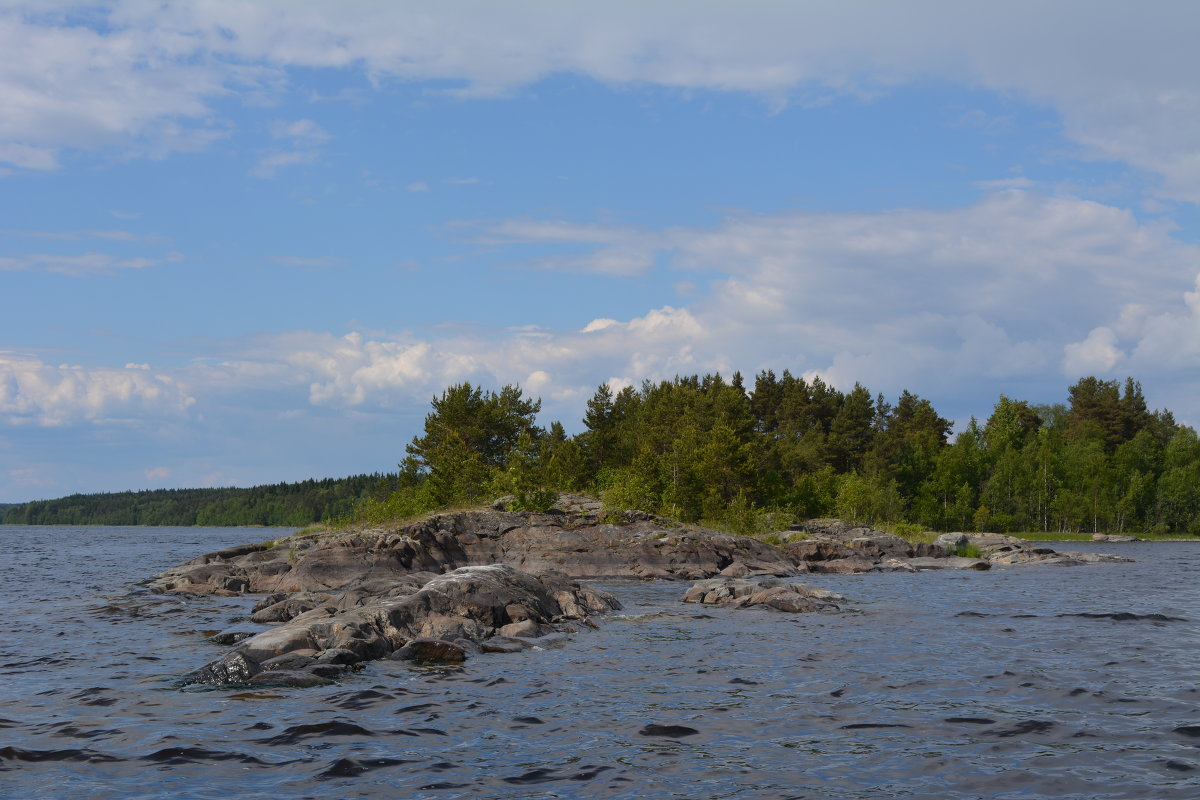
<box><xmin>1</xmin><ymin>526</ymin><xmax>1198</xmax><ymax>799</ymax></box>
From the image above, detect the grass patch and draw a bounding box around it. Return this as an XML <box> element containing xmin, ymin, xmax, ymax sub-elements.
<box><xmin>953</xmin><ymin>543</ymin><xmax>984</xmax><ymax>559</ymax></box>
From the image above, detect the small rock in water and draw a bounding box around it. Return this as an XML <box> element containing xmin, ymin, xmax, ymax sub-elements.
<box><xmin>181</xmin><ymin>651</ymin><xmax>262</xmax><ymax>686</ymax></box>
<box><xmin>639</xmin><ymin>723</ymin><xmax>700</xmax><ymax>738</ymax></box>
<box><xmin>389</xmin><ymin>638</ymin><xmax>468</xmax><ymax>664</ymax></box>
<box><xmin>246</xmin><ymin>669</ymin><xmax>332</xmax><ymax>688</ymax></box>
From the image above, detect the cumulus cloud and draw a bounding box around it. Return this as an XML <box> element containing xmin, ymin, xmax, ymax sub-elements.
<box><xmin>0</xmin><ymin>2</ymin><xmax>1196</xmax><ymax>199</ymax></box>
<box><xmin>5</xmin><ymin>189</ymin><xmax>1199</xmax><ymax>431</ymax></box>
<box><xmin>0</xmin><ymin>354</ymin><xmax>195</xmax><ymax>426</ymax></box>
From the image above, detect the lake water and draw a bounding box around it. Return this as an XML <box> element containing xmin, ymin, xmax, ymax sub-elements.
<box><xmin>1</xmin><ymin>525</ymin><xmax>1198</xmax><ymax>799</ymax></box>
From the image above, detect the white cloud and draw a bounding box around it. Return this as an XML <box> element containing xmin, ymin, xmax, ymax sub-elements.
<box><xmin>0</xmin><ymin>2</ymin><xmax>1196</xmax><ymax>199</ymax></box>
<box><xmin>251</xmin><ymin>149</ymin><xmax>319</xmax><ymax>178</ymax></box>
<box><xmin>0</xmin><ymin>354</ymin><xmax>195</xmax><ymax>426</ymax></box>
<box><xmin>144</xmin><ymin>466</ymin><xmax>170</xmax><ymax>480</ymax></box>
<box><xmin>0</xmin><ymin>251</ymin><xmax>181</xmax><ymax>275</ymax></box>
<box><xmin>1063</xmin><ymin>327</ymin><xmax>1124</xmax><ymax>375</ymax></box>
<box><xmin>407</xmin><ymin>182</ymin><xmax>429</xmax><ymax>192</ymax></box>
<box><xmin>7</xmin><ymin>188</ymin><xmax>1200</xmax><ymax>432</ymax></box>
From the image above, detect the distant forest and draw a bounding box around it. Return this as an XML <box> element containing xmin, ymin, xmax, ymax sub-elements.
<box><xmin>1</xmin><ymin>474</ymin><xmax>394</xmax><ymax>527</ymax></box>
<box><xmin>6</xmin><ymin>373</ymin><xmax>1199</xmax><ymax>534</ymax></box>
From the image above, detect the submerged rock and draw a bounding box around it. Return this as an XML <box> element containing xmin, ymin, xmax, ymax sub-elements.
<box><xmin>682</xmin><ymin>577</ymin><xmax>841</xmax><ymax>613</ymax></box>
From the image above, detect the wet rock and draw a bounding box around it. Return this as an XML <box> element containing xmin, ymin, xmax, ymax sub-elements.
<box><xmin>388</xmin><ymin>638</ymin><xmax>467</xmax><ymax>664</ymax></box>
<box><xmin>245</xmin><ymin>669</ymin><xmax>333</xmax><ymax>688</ymax></box>
<box><xmin>481</xmin><ymin>636</ymin><xmax>533</xmax><ymax>653</ymax></box>
<box><xmin>682</xmin><ymin>577</ymin><xmax>841</xmax><ymax>613</ymax></box>
<box><xmin>315</xmin><ymin>648</ymin><xmax>362</xmax><ymax>665</ymax></box>
<box><xmin>639</xmin><ymin>724</ymin><xmax>699</xmax><ymax>738</ymax></box>
<box><xmin>515</xmin><ymin>632</ymin><xmax>570</xmax><ymax>649</ymax></box>
<box><xmin>306</xmin><ymin>662</ymin><xmax>354</xmax><ymax>679</ymax></box>
<box><xmin>181</xmin><ymin>651</ymin><xmax>262</xmax><ymax>686</ymax></box>
<box><xmin>260</xmin><ymin>652</ymin><xmax>315</xmax><ymax>671</ymax></box>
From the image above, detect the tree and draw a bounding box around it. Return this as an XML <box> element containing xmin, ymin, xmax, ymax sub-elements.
<box><xmin>403</xmin><ymin>382</ymin><xmax>542</xmax><ymax>505</ymax></box>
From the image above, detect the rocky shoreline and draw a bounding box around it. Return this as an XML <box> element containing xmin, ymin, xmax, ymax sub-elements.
<box><xmin>150</xmin><ymin>495</ymin><xmax>1133</xmax><ymax>687</ymax></box>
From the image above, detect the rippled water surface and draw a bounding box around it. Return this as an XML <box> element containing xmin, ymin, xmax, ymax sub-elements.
<box><xmin>1</xmin><ymin>525</ymin><xmax>1198</xmax><ymax>799</ymax></box>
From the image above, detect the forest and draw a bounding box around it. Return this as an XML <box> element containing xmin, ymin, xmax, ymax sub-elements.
<box><xmin>5</xmin><ymin>373</ymin><xmax>1199</xmax><ymax>534</ymax></box>
<box><xmin>359</xmin><ymin>374</ymin><xmax>1200</xmax><ymax>535</ymax></box>
<box><xmin>0</xmin><ymin>474</ymin><xmax>392</xmax><ymax>527</ymax></box>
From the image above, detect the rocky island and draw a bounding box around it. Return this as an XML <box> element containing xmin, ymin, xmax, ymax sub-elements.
<box><xmin>150</xmin><ymin>495</ymin><xmax>1132</xmax><ymax>687</ymax></box>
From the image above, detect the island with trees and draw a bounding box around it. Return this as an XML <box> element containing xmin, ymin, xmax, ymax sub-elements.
<box><xmin>5</xmin><ymin>373</ymin><xmax>1198</xmax><ymax>536</ymax></box>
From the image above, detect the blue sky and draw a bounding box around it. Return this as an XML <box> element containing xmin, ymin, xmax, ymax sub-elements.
<box><xmin>3</xmin><ymin>1</ymin><xmax>1200</xmax><ymax>500</ymax></box>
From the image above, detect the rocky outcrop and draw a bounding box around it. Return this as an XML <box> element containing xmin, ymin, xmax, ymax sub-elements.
<box><xmin>1092</xmin><ymin>533</ymin><xmax>1142</xmax><ymax>542</ymax></box>
<box><xmin>781</xmin><ymin>519</ymin><xmax>986</xmax><ymax>572</ymax></box>
<box><xmin>933</xmin><ymin>532</ymin><xmax>1132</xmax><ymax>566</ymax></box>
<box><xmin>682</xmin><ymin>577</ymin><xmax>842</xmax><ymax>612</ymax></box>
<box><xmin>151</xmin><ymin>505</ymin><xmax>800</xmax><ymax>597</ymax></box>
<box><xmin>181</xmin><ymin>565</ymin><xmax>620</xmax><ymax>687</ymax></box>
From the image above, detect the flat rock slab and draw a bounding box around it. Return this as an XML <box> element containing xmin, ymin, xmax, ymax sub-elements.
<box><xmin>151</xmin><ymin>506</ymin><xmax>801</xmax><ymax>596</ymax></box>
<box><xmin>682</xmin><ymin>577</ymin><xmax>842</xmax><ymax>613</ymax></box>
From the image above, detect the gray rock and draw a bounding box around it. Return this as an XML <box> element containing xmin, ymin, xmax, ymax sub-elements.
<box><xmin>151</xmin><ymin>502</ymin><xmax>800</xmax><ymax>595</ymax></box>
<box><xmin>198</xmin><ymin>565</ymin><xmax>618</xmax><ymax>680</ymax></box>
<box><xmin>682</xmin><ymin>577</ymin><xmax>841</xmax><ymax>613</ymax></box>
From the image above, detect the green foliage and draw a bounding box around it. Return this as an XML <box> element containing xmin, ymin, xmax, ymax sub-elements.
<box><xmin>954</xmin><ymin>542</ymin><xmax>984</xmax><ymax>559</ymax></box>
<box><xmin>14</xmin><ymin>373</ymin><xmax>1200</xmax><ymax>539</ymax></box>
<box><xmin>2</xmin><ymin>474</ymin><xmax>393</xmax><ymax>527</ymax></box>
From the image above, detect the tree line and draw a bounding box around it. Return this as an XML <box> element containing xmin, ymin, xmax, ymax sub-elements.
<box><xmin>6</xmin><ymin>374</ymin><xmax>1197</xmax><ymax>533</ymax></box>
<box><xmin>363</xmin><ymin>373</ymin><xmax>1200</xmax><ymax>535</ymax></box>
<box><xmin>1</xmin><ymin>474</ymin><xmax>394</xmax><ymax>527</ymax></box>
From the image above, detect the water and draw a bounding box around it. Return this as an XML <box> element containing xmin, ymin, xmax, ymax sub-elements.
<box><xmin>1</xmin><ymin>525</ymin><xmax>1198</xmax><ymax>799</ymax></box>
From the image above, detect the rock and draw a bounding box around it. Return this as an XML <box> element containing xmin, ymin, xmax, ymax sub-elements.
<box><xmin>498</xmin><ymin>619</ymin><xmax>541</xmax><ymax>638</ymax></box>
<box><xmin>196</xmin><ymin>565</ymin><xmax>619</xmax><ymax>681</ymax></box>
<box><xmin>719</xmin><ymin>561</ymin><xmax>752</xmax><ymax>578</ymax></box>
<box><xmin>181</xmin><ymin>651</ymin><xmax>262</xmax><ymax>686</ymax></box>
<box><xmin>388</xmin><ymin>638</ymin><xmax>468</xmax><ymax>664</ymax></box>
<box><xmin>315</xmin><ymin>648</ymin><xmax>362</xmax><ymax>665</ymax></box>
<box><xmin>812</xmin><ymin>556</ymin><xmax>878</xmax><ymax>574</ymax></box>
<box><xmin>260</xmin><ymin>652</ymin><xmax>315</xmax><ymax>671</ymax></box>
<box><xmin>682</xmin><ymin>577</ymin><xmax>841</xmax><ymax>613</ymax></box>
<box><xmin>480</xmin><ymin>636</ymin><xmax>534</xmax><ymax>653</ymax></box>
<box><xmin>306</xmin><ymin>662</ymin><xmax>354</xmax><ymax>679</ymax></box>
<box><xmin>906</xmin><ymin>556</ymin><xmax>991</xmax><ymax>571</ymax></box>
<box><xmin>150</xmin><ymin>502</ymin><xmax>800</xmax><ymax>594</ymax></box>
<box><xmin>1092</xmin><ymin>533</ymin><xmax>1141</xmax><ymax>542</ymax></box>
<box><xmin>933</xmin><ymin>532</ymin><xmax>1133</xmax><ymax>567</ymax></box>
<box><xmin>245</xmin><ymin>669</ymin><xmax>333</xmax><ymax>688</ymax></box>
<box><xmin>250</xmin><ymin>592</ymin><xmax>331</xmax><ymax>623</ymax></box>
<box><xmin>639</xmin><ymin>724</ymin><xmax>700</xmax><ymax>738</ymax></box>
<box><xmin>515</xmin><ymin>632</ymin><xmax>571</xmax><ymax>649</ymax></box>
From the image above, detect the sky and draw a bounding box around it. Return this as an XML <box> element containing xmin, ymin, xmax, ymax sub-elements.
<box><xmin>3</xmin><ymin>1</ymin><xmax>1200</xmax><ymax>501</ymax></box>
